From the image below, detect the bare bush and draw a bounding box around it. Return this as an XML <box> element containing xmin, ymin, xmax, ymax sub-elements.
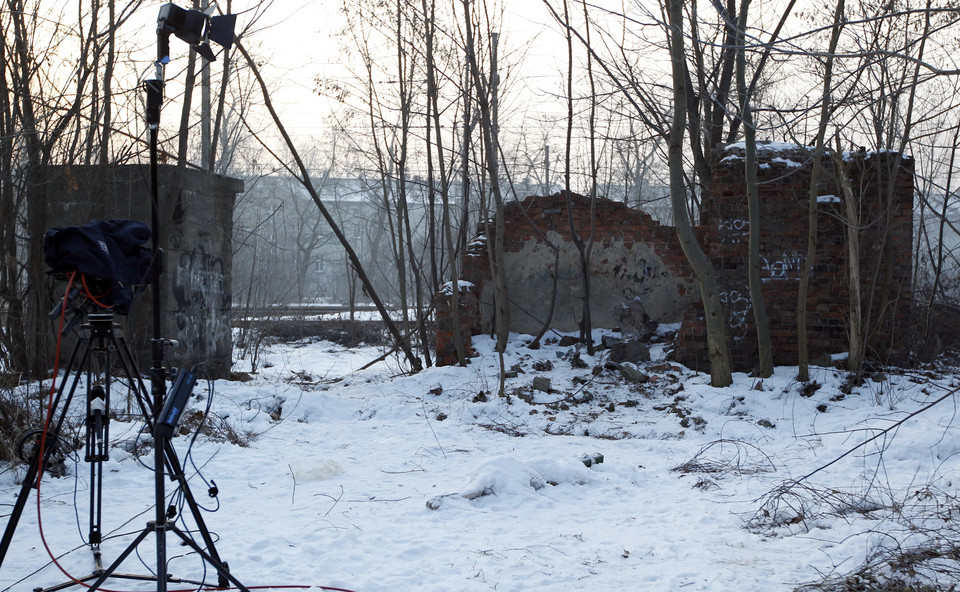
<box><xmin>673</xmin><ymin>439</ymin><xmax>779</xmax><ymax>479</ymax></box>
<box><xmin>177</xmin><ymin>409</ymin><xmax>254</xmax><ymax>448</ymax></box>
<box><xmin>749</xmin><ymin>479</ymin><xmax>892</xmax><ymax>533</ymax></box>
<box><xmin>234</xmin><ymin>317</ymin><xmax>392</xmax><ymax>374</ymax></box>
<box><xmin>793</xmin><ymin>485</ymin><xmax>960</xmax><ymax>591</ymax></box>
<box><xmin>0</xmin><ymin>383</ymin><xmax>40</xmax><ymax>465</ymax></box>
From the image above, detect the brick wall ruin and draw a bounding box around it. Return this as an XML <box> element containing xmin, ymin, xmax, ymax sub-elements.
<box><xmin>436</xmin><ymin>145</ymin><xmax>914</xmax><ymax>371</ymax></box>
<box><xmin>674</xmin><ymin>146</ymin><xmax>913</xmax><ymax>371</ymax></box>
<box><xmin>435</xmin><ymin>193</ymin><xmax>698</xmax><ymax>366</ymax></box>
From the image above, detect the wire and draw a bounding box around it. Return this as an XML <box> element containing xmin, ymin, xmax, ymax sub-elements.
<box><xmin>160</xmin><ymin>587</ymin><xmax>358</xmax><ymax>591</ymax></box>
<box><xmin>34</xmin><ymin>271</ymin><xmax>94</xmax><ymax>589</ymax></box>
<box><xmin>71</xmin><ymin>448</ymin><xmax>86</xmax><ymax>544</ymax></box>
<box><xmin>28</xmin><ymin>285</ymin><xmax>359</xmax><ymax>592</ymax></box>
<box><xmin>80</xmin><ymin>273</ymin><xmax>115</xmax><ymax>310</ymax></box>
<box><xmin>184</xmin><ymin>375</ymin><xmax>221</xmax><ymax>513</ymax></box>
<box><xmin>33</xmin><ymin>273</ymin><xmax>162</xmax><ymax>592</ymax></box>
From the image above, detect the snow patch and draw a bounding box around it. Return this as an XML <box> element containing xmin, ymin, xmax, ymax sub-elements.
<box><xmin>440</xmin><ymin>280</ymin><xmax>475</xmax><ymax>295</ymax></box>
<box><xmin>771</xmin><ymin>156</ymin><xmax>803</xmax><ymax>168</ymax></box>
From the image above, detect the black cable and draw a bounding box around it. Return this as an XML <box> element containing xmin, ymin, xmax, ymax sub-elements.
<box><xmin>132</xmin><ymin>426</ymin><xmax>158</xmax><ymax>472</ymax></box>
<box><xmin>167</xmin><ymin>369</ymin><xmax>222</xmax><ymax>586</ymax></box>
<box><xmin>134</xmin><ymin>542</ymin><xmax>158</xmax><ymax>578</ymax></box>
<box><xmin>70</xmin><ymin>448</ymin><xmax>86</xmax><ymax>545</ymax></box>
<box><xmin>184</xmin><ymin>373</ymin><xmax>221</xmax><ymax>513</ymax></box>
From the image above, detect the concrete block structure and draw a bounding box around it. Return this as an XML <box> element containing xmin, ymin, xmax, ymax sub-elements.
<box><xmin>34</xmin><ymin>164</ymin><xmax>242</xmax><ymax>378</ymax></box>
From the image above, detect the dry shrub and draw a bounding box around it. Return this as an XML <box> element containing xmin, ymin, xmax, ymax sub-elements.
<box><xmin>263</xmin><ymin>318</ymin><xmax>389</xmax><ymax>347</ymax></box>
<box><xmin>673</xmin><ymin>439</ymin><xmax>778</xmax><ymax>479</ymax></box>
<box><xmin>749</xmin><ymin>480</ymin><xmax>891</xmax><ymax>533</ymax></box>
<box><xmin>765</xmin><ymin>484</ymin><xmax>960</xmax><ymax>591</ymax></box>
<box><xmin>176</xmin><ymin>409</ymin><xmax>254</xmax><ymax>447</ymax></box>
<box><xmin>910</xmin><ymin>300</ymin><xmax>960</xmax><ymax>364</ymax></box>
<box><xmin>0</xmin><ymin>383</ymin><xmax>38</xmax><ymax>464</ymax></box>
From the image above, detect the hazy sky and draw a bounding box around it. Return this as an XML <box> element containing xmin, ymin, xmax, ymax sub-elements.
<box><xmin>226</xmin><ymin>1</ymin><xmax>570</xmax><ymax>142</ymax></box>
<box><xmin>134</xmin><ymin>0</ymin><xmax>646</xmax><ymax>173</ymax></box>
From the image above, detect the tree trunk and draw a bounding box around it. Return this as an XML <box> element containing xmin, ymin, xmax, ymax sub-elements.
<box><xmin>463</xmin><ymin>0</ymin><xmax>509</xmax><ymax>396</ymax></box>
<box><xmin>0</xmin><ymin>19</ymin><xmax>25</xmax><ymax>373</ymax></box>
<box><xmin>423</xmin><ymin>0</ymin><xmax>466</xmax><ymax>364</ymax></box>
<box><xmin>832</xmin><ymin>146</ymin><xmax>863</xmax><ymax>372</ymax></box>
<box><xmin>666</xmin><ymin>0</ymin><xmax>732</xmax><ymax>387</ymax></box>
<box><xmin>463</xmin><ymin>0</ymin><xmax>509</xmax><ymax>355</ymax></box>
<box><xmin>734</xmin><ymin>0</ymin><xmax>773</xmax><ymax>377</ymax></box>
<box><xmin>798</xmin><ymin>0</ymin><xmax>844</xmax><ymax>382</ymax></box>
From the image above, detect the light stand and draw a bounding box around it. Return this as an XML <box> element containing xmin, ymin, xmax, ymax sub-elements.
<box><xmin>0</xmin><ymin>5</ymin><xmax>240</xmax><ymax>590</ymax></box>
<box><xmin>109</xmin><ymin>4</ymin><xmax>243</xmax><ymax>591</ymax></box>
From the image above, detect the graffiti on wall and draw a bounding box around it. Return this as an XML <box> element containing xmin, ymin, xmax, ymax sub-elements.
<box><xmin>719</xmin><ymin>288</ymin><xmax>752</xmax><ymax>340</ymax></box>
<box><xmin>761</xmin><ymin>251</ymin><xmax>806</xmax><ymax>281</ymax></box>
<box><xmin>718</xmin><ymin>218</ymin><xmax>749</xmax><ymax>244</ymax></box>
<box><xmin>172</xmin><ymin>244</ymin><xmax>230</xmax><ymax>359</ymax></box>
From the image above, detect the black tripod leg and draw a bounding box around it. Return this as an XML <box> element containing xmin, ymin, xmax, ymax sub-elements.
<box><xmin>86</xmin><ymin>412</ymin><xmax>105</xmax><ymax>546</ymax></box>
<box><xmin>162</xmin><ymin>440</ymin><xmax>235</xmax><ymax>587</ymax></box>
<box><xmin>0</xmin><ymin>338</ymin><xmax>90</xmax><ymax>569</ymax></box>
<box><xmin>168</xmin><ymin>525</ymin><xmax>251</xmax><ymax>592</ymax></box>
<box><xmin>86</xmin><ymin>524</ymin><xmax>155</xmax><ymax>592</ymax></box>
<box><xmin>0</xmin><ymin>447</ymin><xmax>43</xmax><ymax>569</ymax></box>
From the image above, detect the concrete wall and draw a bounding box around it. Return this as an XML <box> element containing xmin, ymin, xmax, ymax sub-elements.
<box><xmin>37</xmin><ymin>164</ymin><xmax>242</xmax><ymax>378</ymax></box>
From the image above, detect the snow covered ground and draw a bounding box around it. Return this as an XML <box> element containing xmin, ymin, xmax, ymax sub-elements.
<box><xmin>2</xmin><ymin>329</ymin><xmax>959</xmax><ymax>591</ymax></box>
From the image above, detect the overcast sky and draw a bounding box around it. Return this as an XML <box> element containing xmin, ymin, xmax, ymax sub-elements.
<box><xmin>223</xmin><ymin>1</ymin><xmax>570</xmax><ymax>142</ymax></box>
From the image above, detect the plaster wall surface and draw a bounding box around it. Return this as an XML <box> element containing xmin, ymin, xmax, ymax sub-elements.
<box><xmin>492</xmin><ymin>229</ymin><xmax>695</xmax><ymax>335</ymax></box>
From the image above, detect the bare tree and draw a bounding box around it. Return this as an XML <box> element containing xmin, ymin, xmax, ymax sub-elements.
<box><xmin>560</xmin><ymin>0</ymin><xmax>597</xmax><ymax>354</ymax></box>
<box><xmin>236</xmin><ymin>38</ymin><xmax>424</xmax><ymax>372</ymax></box>
<box><xmin>422</xmin><ymin>0</ymin><xmax>469</xmax><ymax>364</ymax></box>
<box><xmin>797</xmin><ymin>0</ymin><xmax>845</xmax><ymax>382</ymax></box>
<box><xmin>734</xmin><ymin>0</ymin><xmax>773</xmax><ymax>378</ymax></box>
<box><xmin>462</xmin><ymin>0</ymin><xmax>510</xmax><ymax>391</ymax></box>
<box><xmin>665</xmin><ymin>0</ymin><xmax>732</xmax><ymax>386</ymax></box>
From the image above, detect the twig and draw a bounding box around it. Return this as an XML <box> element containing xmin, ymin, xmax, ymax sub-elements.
<box><xmin>288</xmin><ymin>463</ymin><xmax>296</xmax><ymax>504</ymax></box>
<box><xmin>421</xmin><ymin>399</ymin><xmax>447</xmax><ymax>460</ymax></box>
<box><xmin>762</xmin><ymin>384</ymin><xmax>960</xmax><ymax>500</ymax></box>
<box><xmin>317</xmin><ymin>485</ymin><xmax>344</xmax><ymax>517</ymax></box>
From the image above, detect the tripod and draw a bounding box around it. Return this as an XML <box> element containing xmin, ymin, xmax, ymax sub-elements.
<box><xmin>0</xmin><ymin>308</ymin><xmax>247</xmax><ymax>592</ymax></box>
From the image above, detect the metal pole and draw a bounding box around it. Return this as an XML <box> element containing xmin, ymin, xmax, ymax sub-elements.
<box><xmin>146</xmin><ymin>43</ymin><xmax>168</xmax><ymax>588</ymax></box>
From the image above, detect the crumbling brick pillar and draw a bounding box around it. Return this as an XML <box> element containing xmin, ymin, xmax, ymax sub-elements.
<box><xmin>435</xmin><ymin>281</ymin><xmax>479</xmax><ymax>366</ymax></box>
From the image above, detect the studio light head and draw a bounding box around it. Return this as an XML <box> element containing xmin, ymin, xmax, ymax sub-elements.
<box><xmin>156</xmin><ymin>2</ymin><xmax>236</xmax><ymax>63</ymax></box>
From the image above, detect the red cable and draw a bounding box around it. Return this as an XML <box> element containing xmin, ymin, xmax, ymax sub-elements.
<box><xmin>123</xmin><ymin>584</ymin><xmax>355</xmax><ymax>592</ymax></box>
<box><xmin>33</xmin><ymin>274</ymin><xmax>139</xmax><ymax>592</ymax></box>
<box><xmin>35</xmin><ymin>271</ymin><xmax>93</xmax><ymax>588</ymax></box>
<box><xmin>81</xmin><ymin>273</ymin><xmax>114</xmax><ymax>310</ymax></box>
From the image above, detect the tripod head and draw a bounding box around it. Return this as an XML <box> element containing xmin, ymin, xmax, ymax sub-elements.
<box><xmin>48</xmin><ymin>274</ymin><xmax>120</xmax><ymax>336</ymax></box>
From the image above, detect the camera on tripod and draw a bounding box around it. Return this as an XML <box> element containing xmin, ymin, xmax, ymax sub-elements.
<box><xmin>44</xmin><ymin>218</ymin><xmax>153</xmax><ymax>314</ymax></box>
